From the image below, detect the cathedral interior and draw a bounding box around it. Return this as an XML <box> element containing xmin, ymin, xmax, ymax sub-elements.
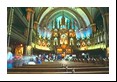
<box><xmin>7</xmin><ymin>7</ymin><xmax>109</xmax><ymax>74</ymax></box>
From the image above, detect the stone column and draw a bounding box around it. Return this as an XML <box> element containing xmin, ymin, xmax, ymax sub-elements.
<box><xmin>25</xmin><ymin>8</ymin><xmax>34</xmax><ymax>55</ymax></box>
<box><xmin>90</xmin><ymin>23</ymin><xmax>96</xmax><ymax>46</ymax></box>
<box><xmin>102</xmin><ymin>13</ymin><xmax>109</xmax><ymax>57</ymax></box>
<box><xmin>34</xmin><ymin>21</ymin><xmax>38</xmax><ymax>30</ymax></box>
<box><xmin>103</xmin><ymin>13</ymin><xmax>109</xmax><ymax>47</ymax></box>
<box><xmin>7</xmin><ymin>7</ymin><xmax>14</xmax><ymax>47</ymax></box>
<box><xmin>90</xmin><ymin>23</ymin><xmax>96</xmax><ymax>33</ymax></box>
<box><xmin>29</xmin><ymin>10</ymin><xmax>34</xmax><ymax>46</ymax></box>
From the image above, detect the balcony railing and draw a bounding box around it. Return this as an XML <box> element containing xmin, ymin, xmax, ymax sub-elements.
<box><xmin>14</xmin><ymin>8</ymin><xmax>28</xmax><ymax>27</ymax></box>
<box><xmin>11</xmin><ymin>26</ymin><xmax>27</xmax><ymax>44</ymax></box>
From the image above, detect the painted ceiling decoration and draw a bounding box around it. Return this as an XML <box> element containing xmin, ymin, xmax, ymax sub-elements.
<box><xmin>37</xmin><ymin>7</ymin><xmax>102</xmax><ymax>26</ymax></box>
<box><xmin>38</xmin><ymin>7</ymin><xmax>89</xmax><ymax>28</ymax></box>
<box><xmin>36</xmin><ymin>7</ymin><xmax>98</xmax><ymax>38</ymax></box>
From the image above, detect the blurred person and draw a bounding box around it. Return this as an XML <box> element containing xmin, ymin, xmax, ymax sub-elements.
<box><xmin>7</xmin><ymin>47</ymin><xmax>14</xmax><ymax>69</ymax></box>
<box><xmin>14</xmin><ymin>54</ymin><xmax>22</xmax><ymax>67</ymax></box>
<box><xmin>28</xmin><ymin>58</ymin><xmax>36</xmax><ymax>65</ymax></box>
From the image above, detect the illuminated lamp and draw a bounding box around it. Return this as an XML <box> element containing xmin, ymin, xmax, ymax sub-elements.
<box><xmin>20</xmin><ymin>44</ymin><xmax>23</xmax><ymax>46</ymax></box>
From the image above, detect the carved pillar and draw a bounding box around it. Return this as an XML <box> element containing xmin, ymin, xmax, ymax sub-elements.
<box><xmin>89</xmin><ymin>23</ymin><xmax>96</xmax><ymax>46</ymax></box>
<box><xmin>7</xmin><ymin>7</ymin><xmax>14</xmax><ymax>47</ymax></box>
<box><xmin>34</xmin><ymin>21</ymin><xmax>38</xmax><ymax>30</ymax></box>
<box><xmin>90</xmin><ymin>23</ymin><xmax>96</xmax><ymax>33</ymax></box>
<box><xmin>103</xmin><ymin>13</ymin><xmax>109</xmax><ymax>47</ymax></box>
<box><xmin>25</xmin><ymin>8</ymin><xmax>34</xmax><ymax>55</ymax></box>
